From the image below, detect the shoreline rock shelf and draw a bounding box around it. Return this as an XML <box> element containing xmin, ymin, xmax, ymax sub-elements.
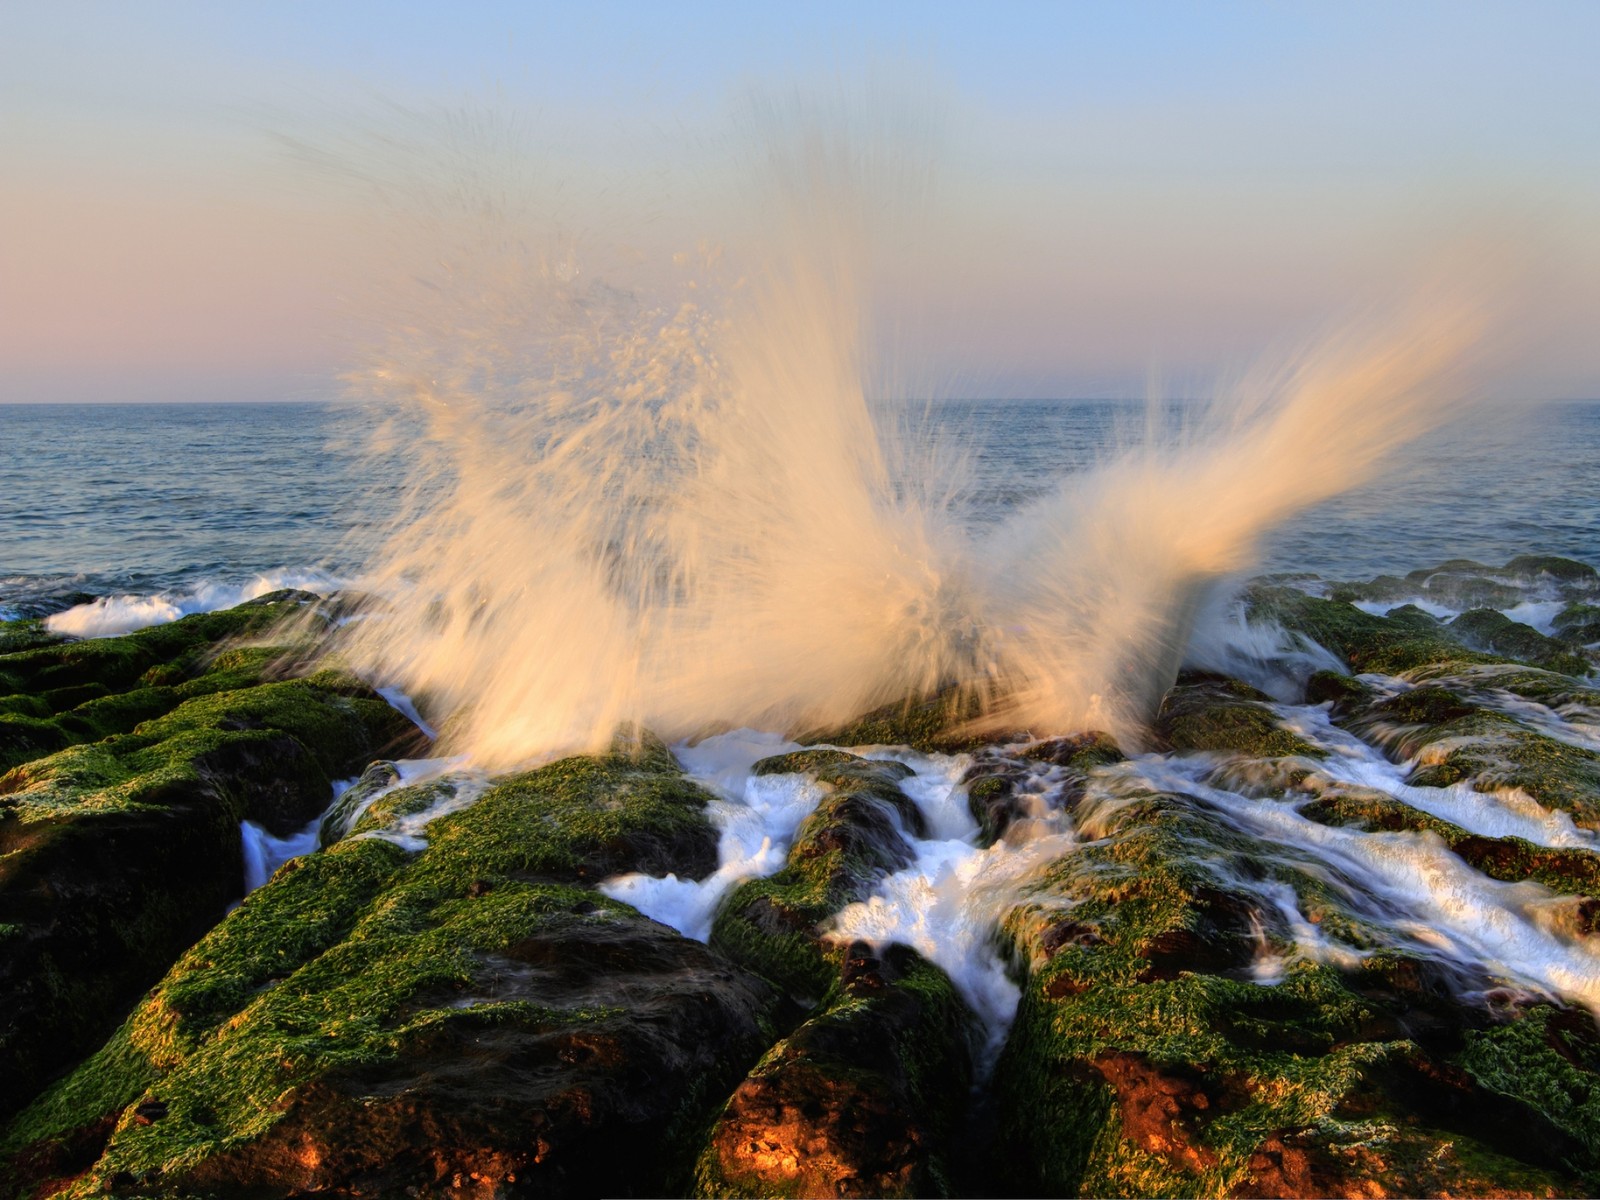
<box><xmin>3</xmin><ymin>557</ymin><xmax>1600</xmax><ymax>1198</ymax></box>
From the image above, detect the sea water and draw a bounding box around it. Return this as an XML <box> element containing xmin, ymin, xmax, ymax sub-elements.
<box><xmin>5</xmin><ymin>397</ymin><xmax>1596</xmax><ymax>622</ymax></box>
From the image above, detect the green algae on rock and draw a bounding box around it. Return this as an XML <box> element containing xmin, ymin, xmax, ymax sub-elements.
<box><xmin>0</xmin><ymin>743</ymin><xmax>772</xmax><ymax>1200</ymax></box>
<box><xmin>1154</xmin><ymin>673</ymin><xmax>1323</xmax><ymax>760</ymax></box>
<box><xmin>696</xmin><ymin>942</ymin><xmax>975</xmax><ymax>1199</ymax></box>
<box><xmin>710</xmin><ymin>756</ymin><xmax>923</xmax><ymax>1004</ymax></box>
<box><xmin>987</xmin><ymin>782</ymin><xmax>1593</xmax><ymax>1199</ymax></box>
<box><xmin>1448</xmin><ymin>608</ymin><xmax>1592</xmax><ymax>676</ymax></box>
<box><xmin>0</xmin><ymin>597</ymin><xmax>423</xmax><ymax>1121</ymax></box>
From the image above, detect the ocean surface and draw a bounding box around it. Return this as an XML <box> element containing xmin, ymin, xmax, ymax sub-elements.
<box><xmin>2</xmin><ymin>398</ymin><xmax>1597</xmax><ymax>618</ymax></box>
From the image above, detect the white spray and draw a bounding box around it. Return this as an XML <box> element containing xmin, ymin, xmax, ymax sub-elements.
<box><xmin>335</xmin><ymin>102</ymin><xmax>1490</xmax><ymax>769</ymax></box>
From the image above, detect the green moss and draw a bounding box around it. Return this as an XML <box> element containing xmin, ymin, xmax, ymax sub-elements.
<box><xmin>0</xmin><ymin>596</ymin><xmax>341</xmax><ymax>779</ymax></box>
<box><xmin>797</xmin><ymin>686</ymin><xmax>995</xmax><ymax>753</ymax></box>
<box><xmin>1553</xmin><ymin>603</ymin><xmax>1600</xmax><ymax>646</ymax></box>
<box><xmin>988</xmin><ymin>782</ymin><xmax>1585</xmax><ymax>1197</ymax></box>
<box><xmin>1503</xmin><ymin>554</ymin><xmax>1599</xmax><ymax>583</ymax></box>
<box><xmin>0</xmin><ymin>618</ymin><xmax>61</xmax><ymax>655</ymax></box>
<box><xmin>0</xmin><ymin>1026</ymin><xmax>155</xmax><ymax>1157</ymax></box>
<box><xmin>1298</xmin><ymin>787</ymin><xmax>1600</xmax><ymax>897</ymax></box>
<box><xmin>695</xmin><ymin>949</ymin><xmax>974</xmax><ymax>1200</ymax></box>
<box><xmin>1327</xmin><ymin>574</ymin><xmax>1412</xmax><ymax>605</ymax></box>
<box><xmin>345</xmin><ymin>777</ymin><xmax>454</xmax><ymax>837</ymax></box>
<box><xmin>0</xmin><ymin>663</ymin><xmax>416</xmax><ymax>1120</ymax></box>
<box><xmin>1156</xmin><ymin>675</ymin><xmax>1322</xmax><ymax>759</ymax></box>
<box><xmin>1246</xmin><ymin>586</ymin><xmax>1496</xmax><ymax>676</ymax></box>
<box><xmin>0</xmin><ymin>593</ymin><xmax>316</xmax><ymax>698</ymax></box>
<box><xmin>1303</xmin><ymin>670</ymin><xmax>1373</xmax><ymax>712</ymax></box>
<box><xmin>410</xmin><ymin>750</ymin><xmax>718</xmax><ymax>888</ymax></box>
<box><xmin>1387</xmin><ymin>712</ymin><xmax>1600</xmax><ymax>828</ymax></box>
<box><xmin>752</xmin><ymin>748</ymin><xmax>862</xmax><ymax>777</ymax></box>
<box><xmin>711</xmin><ymin>761</ymin><xmax>919</xmax><ymax>1003</ymax></box>
<box><xmin>1457</xmin><ymin>1006</ymin><xmax>1600</xmax><ymax>1176</ymax></box>
<box><xmin>2</xmin><ymin>734</ymin><xmax>767</xmax><ymax>1196</ymax></box>
<box><xmin>1449</xmin><ymin>608</ymin><xmax>1592</xmax><ymax>675</ymax></box>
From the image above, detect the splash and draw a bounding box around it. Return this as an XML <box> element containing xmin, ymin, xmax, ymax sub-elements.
<box><xmin>336</xmin><ymin>105</ymin><xmax>1490</xmax><ymax>769</ymax></box>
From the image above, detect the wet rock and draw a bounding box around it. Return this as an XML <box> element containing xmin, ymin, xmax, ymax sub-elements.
<box><xmin>319</xmin><ymin>759</ymin><xmax>403</xmax><ymax>845</ymax></box>
<box><xmin>0</xmin><ymin>618</ymin><xmax>61</xmax><ymax>657</ymax></box>
<box><xmin>0</xmin><ymin>599</ymin><xmax>424</xmax><ymax>1120</ymax></box>
<box><xmin>1247</xmin><ymin>585</ymin><xmax>1495</xmax><ymax>675</ymax></box>
<box><xmin>1023</xmin><ymin>730</ymin><xmax>1125</xmax><ymax>770</ymax></box>
<box><xmin>696</xmin><ymin>943</ymin><xmax>973</xmax><ymax>1199</ymax></box>
<box><xmin>0</xmin><ymin>744</ymin><xmax>770</xmax><ymax>1200</ymax></box>
<box><xmin>961</xmin><ymin>733</ymin><xmax>1123</xmax><ymax>846</ymax></box>
<box><xmin>711</xmin><ymin>758</ymin><xmax>922</xmax><ymax>1003</ymax></box>
<box><xmin>1155</xmin><ymin>671</ymin><xmax>1323</xmax><ymax>759</ymax></box>
<box><xmin>752</xmin><ymin>747</ymin><xmax>862</xmax><ymax>777</ymax></box>
<box><xmin>1327</xmin><ymin>574</ymin><xmax>1413</xmax><ymax>605</ymax></box>
<box><xmin>987</xmin><ymin>783</ymin><xmax>1589</xmax><ymax>1197</ymax></box>
<box><xmin>797</xmin><ymin>686</ymin><xmax>1007</xmax><ymax>754</ymax></box>
<box><xmin>1303</xmin><ymin>669</ymin><xmax>1374</xmax><ymax>713</ymax></box>
<box><xmin>962</xmin><ymin>761</ymin><xmax>1026</xmax><ymax>844</ymax></box>
<box><xmin>1503</xmin><ymin>555</ymin><xmax>1600</xmax><ymax>585</ymax></box>
<box><xmin>1449</xmin><ymin>608</ymin><xmax>1591</xmax><ymax>675</ymax></box>
<box><xmin>1554</xmin><ymin>602</ymin><xmax>1600</xmax><ymax>646</ymax></box>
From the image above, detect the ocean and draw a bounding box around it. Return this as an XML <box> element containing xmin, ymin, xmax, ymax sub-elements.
<box><xmin>3</xmin><ymin>397</ymin><xmax>1597</xmax><ymax>619</ymax></box>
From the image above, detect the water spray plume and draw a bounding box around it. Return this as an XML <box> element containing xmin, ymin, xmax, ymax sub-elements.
<box><xmin>336</xmin><ymin>105</ymin><xmax>1492</xmax><ymax>769</ymax></box>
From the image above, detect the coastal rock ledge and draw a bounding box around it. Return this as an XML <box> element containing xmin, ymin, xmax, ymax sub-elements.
<box><xmin>4</xmin><ymin>558</ymin><xmax>1600</xmax><ymax>1198</ymax></box>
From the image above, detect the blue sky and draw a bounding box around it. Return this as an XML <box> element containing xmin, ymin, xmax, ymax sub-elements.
<box><xmin>3</xmin><ymin>1</ymin><xmax>1597</xmax><ymax>401</ymax></box>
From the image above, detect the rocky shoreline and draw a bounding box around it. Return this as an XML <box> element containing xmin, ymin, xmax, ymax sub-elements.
<box><xmin>4</xmin><ymin>556</ymin><xmax>1600</xmax><ymax>1198</ymax></box>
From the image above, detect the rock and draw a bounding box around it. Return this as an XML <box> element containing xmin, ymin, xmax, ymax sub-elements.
<box><xmin>0</xmin><ymin>618</ymin><xmax>60</xmax><ymax>656</ymax></box>
<box><xmin>0</xmin><ymin>595</ymin><xmax>328</xmax><ymax>776</ymax></box>
<box><xmin>961</xmin><ymin>733</ymin><xmax>1123</xmax><ymax>846</ymax></box>
<box><xmin>797</xmin><ymin>686</ymin><xmax>1001</xmax><ymax>754</ymax></box>
<box><xmin>1554</xmin><ymin>602</ymin><xmax>1600</xmax><ymax>646</ymax></box>
<box><xmin>1155</xmin><ymin>672</ymin><xmax>1323</xmax><ymax>759</ymax></box>
<box><xmin>319</xmin><ymin>759</ymin><xmax>403</xmax><ymax>846</ymax></box>
<box><xmin>696</xmin><ymin>942</ymin><xmax>974</xmax><ymax>1199</ymax></box>
<box><xmin>1449</xmin><ymin>608</ymin><xmax>1591</xmax><ymax>676</ymax></box>
<box><xmin>1246</xmin><ymin>586</ymin><xmax>1495</xmax><ymax>676</ymax></box>
<box><xmin>711</xmin><ymin>758</ymin><xmax>922</xmax><ymax>1003</ymax></box>
<box><xmin>0</xmin><ymin>744</ymin><xmax>771</xmax><ymax>1199</ymax></box>
<box><xmin>1303</xmin><ymin>669</ymin><xmax>1374</xmax><ymax>712</ymax></box>
<box><xmin>1328</xmin><ymin>676</ymin><xmax>1600</xmax><ymax>830</ymax></box>
<box><xmin>1327</xmin><ymin>574</ymin><xmax>1413</xmax><ymax>604</ymax></box>
<box><xmin>987</xmin><ymin>783</ymin><xmax>1590</xmax><ymax>1197</ymax></box>
<box><xmin>1502</xmin><ymin>555</ymin><xmax>1600</xmax><ymax>585</ymax></box>
<box><xmin>0</xmin><ymin>600</ymin><xmax>424</xmax><ymax>1120</ymax></box>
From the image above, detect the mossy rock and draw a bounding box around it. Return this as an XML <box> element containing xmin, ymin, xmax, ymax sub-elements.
<box><xmin>416</xmin><ymin>750</ymin><xmax>721</xmax><ymax>887</ymax></box>
<box><xmin>987</xmin><ymin>784</ymin><xmax>1590</xmax><ymax>1197</ymax></box>
<box><xmin>1155</xmin><ymin>673</ymin><xmax>1322</xmax><ymax>760</ymax></box>
<box><xmin>1245</xmin><ymin>586</ymin><xmax>1496</xmax><ymax>677</ymax></box>
<box><xmin>960</xmin><ymin>732</ymin><xmax>1125</xmax><ymax>847</ymax></box>
<box><xmin>751</xmin><ymin>748</ymin><xmax>863</xmax><ymax>777</ymax></box>
<box><xmin>695</xmin><ymin>942</ymin><xmax>974</xmax><ymax>1199</ymax></box>
<box><xmin>711</xmin><ymin>760</ymin><xmax>921</xmax><ymax>1004</ymax></box>
<box><xmin>0</xmin><ymin>593</ymin><xmax>331</xmax><ymax>776</ymax></box>
<box><xmin>1502</xmin><ymin>555</ymin><xmax>1600</xmax><ymax>585</ymax></box>
<box><xmin>0</xmin><ymin>747</ymin><xmax>775</xmax><ymax>1200</ymax></box>
<box><xmin>319</xmin><ymin>759</ymin><xmax>402</xmax><ymax>846</ymax></box>
<box><xmin>1303</xmin><ymin>670</ymin><xmax>1374</xmax><ymax>712</ymax></box>
<box><xmin>0</xmin><ymin>618</ymin><xmax>61</xmax><ymax>656</ymax></box>
<box><xmin>1326</xmin><ymin>574</ymin><xmax>1413</xmax><ymax>605</ymax></box>
<box><xmin>1297</xmin><ymin>785</ymin><xmax>1600</xmax><ymax>900</ymax></box>
<box><xmin>1449</xmin><ymin>608</ymin><xmax>1592</xmax><ymax>676</ymax></box>
<box><xmin>1403</xmin><ymin>720</ymin><xmax>1600</xmax><ymax>829</ymax></box>
<box><xmin>797</xmin><ymin>686</ymin><xmax>998</xmax><ymax>754</ymax></box>
<box><xmin>1553</xmin><ymin>602</ymin><xmax>1600</xmax><ymax>647</ymax></box>
<box><xmin>0</xmin><ymin>594</ymin><xmax>423</xmax><ymax>1121</ymax></box>
<box><xmin>0</xmin><ymin>677</ymin><xmax>419</xmax><ymax>1120</ymax></box>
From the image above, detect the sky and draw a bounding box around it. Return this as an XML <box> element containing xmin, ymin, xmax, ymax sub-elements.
<box><xmin>2</xmin><ymin>1</ymin><xmax>1598</xmax><ymax>403</ymax></box>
